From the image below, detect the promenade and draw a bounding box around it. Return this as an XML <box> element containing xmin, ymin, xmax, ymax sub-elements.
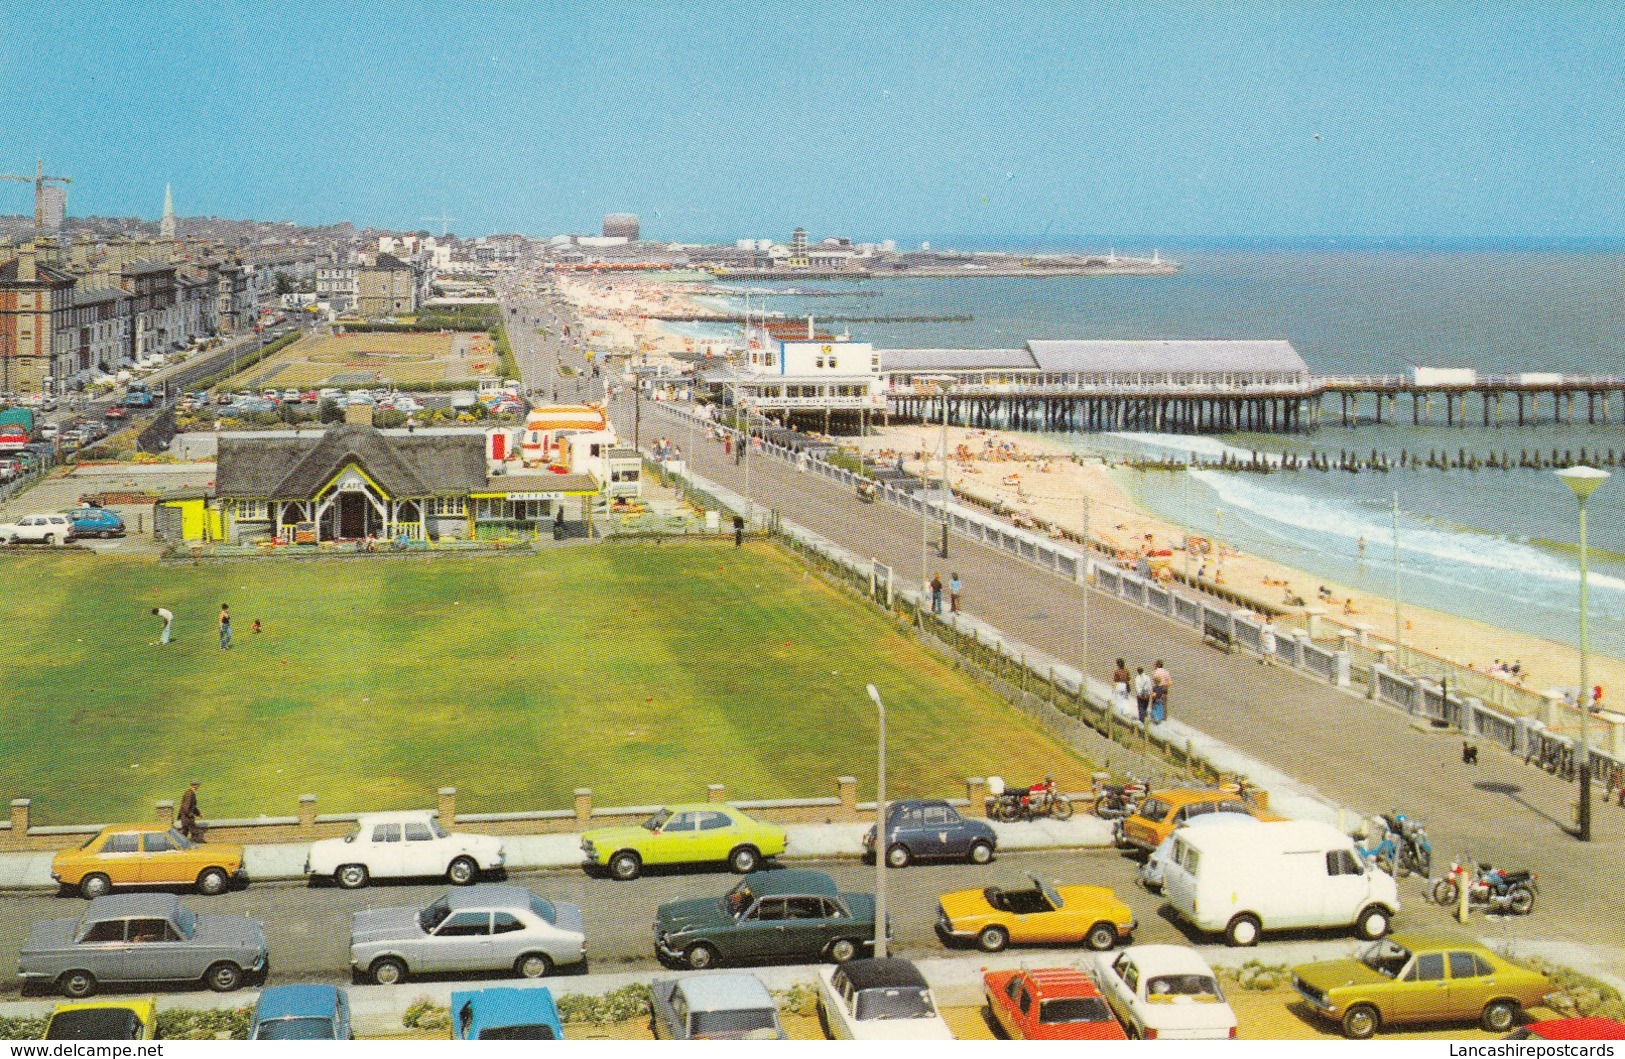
<box><xmin>612</xmin><ymin>389</ymin><xmax>1625</xmax><ymax>973</ymax></box>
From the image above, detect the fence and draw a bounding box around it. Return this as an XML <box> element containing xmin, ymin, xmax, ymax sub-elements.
<box><xmin>655</xmin><ymin>400</ymin><xmax>1625</xmax><ymax>795</ymax></box>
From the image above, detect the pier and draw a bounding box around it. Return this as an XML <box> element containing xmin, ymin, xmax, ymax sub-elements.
<box><xmin>1317</xmin><ymin>374</ymin><xmax>1625</xmax><ymax>427</ymax></box>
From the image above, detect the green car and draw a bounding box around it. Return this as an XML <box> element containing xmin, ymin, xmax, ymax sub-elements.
<box><xmin>653</xmin><ymin>869</ymin><xmax>878</xmax><ymax>970</ymax></box>
<box><xmin>581</xmin><ymin>803</ymin><xmax>788</xmax><ymax>880</ymax></box>
<box><xmin>1293</xmin><ymin>932</ymin><xmax>1551</xmax><ymax>1039</ymax></box>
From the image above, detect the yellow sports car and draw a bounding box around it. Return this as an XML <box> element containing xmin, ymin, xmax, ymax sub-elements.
<box><xmin>935</xmin><ymin>871</ymin><xmax>1135</xmax><ymax>953</ymax></box>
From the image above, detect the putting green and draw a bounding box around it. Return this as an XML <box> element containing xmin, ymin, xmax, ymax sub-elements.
<box><xmin>0</xmin><ymin>542</ymin><xmax>1092</xmax><ymax>823</ymax></box>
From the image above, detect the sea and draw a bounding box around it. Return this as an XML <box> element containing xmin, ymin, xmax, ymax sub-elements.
<box><xmin>682</xmin><ymin>246</ymin><xmax>1625</xmax><ymax>663</ymax></box>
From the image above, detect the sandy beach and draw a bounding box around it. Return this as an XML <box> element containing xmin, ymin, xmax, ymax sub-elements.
<box><xmin>556</xmin><ymin>275</ymin><xmax>723</xmax><ymax>368</ymax></box>
<box><xmin>845</xmin><ymin>422</ymin><xmax>1625</xmax><ymax>717</ymax></box>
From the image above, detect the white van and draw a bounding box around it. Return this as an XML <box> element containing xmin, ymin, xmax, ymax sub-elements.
<box><xmin>1161</xmin><ymin>819</ymin><xmax>1398</xmax><ymax>946</ymax></box>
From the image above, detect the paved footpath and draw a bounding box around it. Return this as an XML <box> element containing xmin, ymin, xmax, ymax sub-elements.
<box><xmin>617</xmin><ymin>393</ymin><xmax>1625</xmax><ymax>975</ymax></box>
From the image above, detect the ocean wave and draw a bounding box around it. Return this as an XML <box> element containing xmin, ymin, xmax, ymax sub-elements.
<box><xmin>1189</xmin><ymin>469</ymin><xmax>1625</xmax><ymax>595</ymax></box>
<box><xmin>1107</xmin><ymin>432</ymin><xmax>1286</xmax><ymax>467</ymax></box>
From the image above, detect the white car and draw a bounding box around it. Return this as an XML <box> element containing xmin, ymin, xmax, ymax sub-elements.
<box><xmin>305</xmin><ymin>810</ymin><xmax>505</xmax><ymax>890</ymax></box>
<box><xmin>817</xmin><ymin>958</ymin><xmax>954</xmax><ymax>1041</ymax></box>
<box><xmin>1094</xmin><ymin>945</ymin><xmax>1237</xmax><ymax>1040</ymax></box>
<box><xmin>0</xmin><ymin>513</ymin><xmax>76</xmax><ymax>545</ymax></box>
<box><xmin>1139</xmin><ymin>812</ymin><xmax>1263</xmax><ymax>893</ymax></box>
<box><xmin>39</xmin><ymin>422</ymin><xmax>59</xmax><ymax>439</ymax></box>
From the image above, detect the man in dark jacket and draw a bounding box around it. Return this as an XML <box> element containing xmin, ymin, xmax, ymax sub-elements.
<box><xmin>178</xmin><ymin>780</ymin><xmax>203</xmax><ymax>842</ymax></box>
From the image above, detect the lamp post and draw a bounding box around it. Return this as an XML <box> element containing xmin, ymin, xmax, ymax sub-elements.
<box><xmin>938</xmin><ymin>380</ymin><xmax>953</xmax><ymax>560</ymax></box>
<box><xmin>1556</xmin><ymin>465</ymin><xmax>1610</xmax><ymax>842</ymax></box>
<box><xmin>866</xmin><ymin>684</ymin><xmax>888</xmax><ymax>958</ymax></box>
<box><xmin>913</xmin><ymin>375</ymin><xmax>956</xmax><ymax>596</ymax></box>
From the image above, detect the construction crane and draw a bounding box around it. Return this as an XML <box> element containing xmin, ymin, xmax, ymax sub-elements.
<box><xmin>422</xmin><ymin>214</ymin><xmax>455</xmax><ymax>238</ymax></box>
<box><xmin>0</xmin><ymin>159</ymin><xmax>73</xmax><ymax>231</ymax></box>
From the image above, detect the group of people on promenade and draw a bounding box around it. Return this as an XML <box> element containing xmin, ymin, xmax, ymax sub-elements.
<box><xmin>1112</xmin><ymin>657</ymin><xmax>1174</xmax><ymax>725</ymax></box>
<box><xmin>928</xmin><ymin>572</ymin><xmax>962</xmax><ymax>615</ymax></box>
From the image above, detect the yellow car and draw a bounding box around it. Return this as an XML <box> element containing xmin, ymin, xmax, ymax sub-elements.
<box><xmin>44</xmin><ymin>998</ymin><xmax>157</xmax><ymax>1040</ymax></box>
<box><xmin>52</xmin><ymin>824</ymin><xmax>246</xmax><ymax>899</ymax></box>
<box><xmin>1293</xmin><ymin>933</ymin><xmax>1551</xmax><ymax>1038</ymax></box>
<box><xmin>1116</xmin><ymin>788</ymin><xmax>1279</xmax><ymax>852</ymax></box>
<box><xmin>935</xmin><ymin>871</ymin><xmax>1136</xmax><ymax>953</ymax></box>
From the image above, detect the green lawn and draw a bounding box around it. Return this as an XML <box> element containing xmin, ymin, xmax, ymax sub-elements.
<box><xmin>0</xmin><ymin>542</ymin><xmax>1091</xmax><ymax>824</ymax></box>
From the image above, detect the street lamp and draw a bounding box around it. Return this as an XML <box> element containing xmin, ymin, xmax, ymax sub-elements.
<box><xmin>866</xmin><ymin>683</ymin><xmax>888</xmax><ymax>958</ymax></box>
<box><xmin>1556</xmin><ymin>465</ymin><xmax>1610</xmax><ymax>843</ymax></box>
<box><xmin>913</xmin><ymin>375</ymin><xmax>956</xmax><ymax>598</ymax></box>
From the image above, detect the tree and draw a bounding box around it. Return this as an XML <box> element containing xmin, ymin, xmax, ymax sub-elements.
<box><xmin>319</xmin><ymin>398</ymin><xmax>343</xmax><ymax>424</ymax></box>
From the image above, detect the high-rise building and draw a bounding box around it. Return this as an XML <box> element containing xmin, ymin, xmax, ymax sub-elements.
<box><xmin>160</xmin><ymin>184</ymin><xmax>176</xmax><ymax>241</ymax></box>
<box><xmin>603</xmin><ymin>213</ymin><xmax>639</xmax><ymax>241</ymax></box>
<box><xmin>37</xmin><ymin>185</ymin><xmax>65</xmax><ymax>234</ymax></box>
<box><xmin>792</xmin><ymin>227</ymin><xmax>807</xmax><ymax>255</ymax></box>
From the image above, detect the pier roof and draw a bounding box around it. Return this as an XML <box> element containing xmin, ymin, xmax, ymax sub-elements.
<box><xmin>1026</xmin><ymin>339</ymin><xmax>1308</xmax><ymax>375</ymax></box>
<box><xmin>880</xmin><ymin>348</ymin><xmax>1035</xmax><ymax>371</ymax></box>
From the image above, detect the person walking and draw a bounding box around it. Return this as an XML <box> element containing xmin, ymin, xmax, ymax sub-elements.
<box><xmin>1259</xmin><ymin>616</ymin><xmax>1277</xmax><ymax>665</ymax></box>
<box><xmin>1151</xmin><ymin>660</ymin><xmax>1172</xmax><ymax>723</ymax></box>
<box><xmin>1112</xmin><ymin>658</ymin><xmax>1132</xmax><ymax>715</ymax></box>
<box><xmin>177</xmin><ymin>780</ymin><xmax>203</xmax><ymax>842</ymax></box>
<box><xmin>1133</xmin><ymin>666</ymin><xmax>1153</xmax><ymax>725</ymax></box>
<box><xmin>930</xmin><ymin>573</ymin><xmax>943</xmax><ymax>615</ymax></box>
<box><xmin>151</xmin><ymin>606</ymin><xmax>173</xmax><ymax>645</ymax></box>
<box><xmin>948</xmin><ymin>572</ymin><xmax>961</xmax><ymax>613</ymax></box>
<box><xmin>218</xmin><ymin>603</ymin><xmax>232</xmax><ymax>650</ymax></box>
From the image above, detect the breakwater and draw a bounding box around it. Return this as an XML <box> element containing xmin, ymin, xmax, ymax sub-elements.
<box><xmin>654</xmin><ymin>313</ymin><xmax>973</xmax><ymax>324</ymax></box>
<box><xmin>1122</xmin><ymin>445</ymin><xmax>1625</xmax><ymax>474</ymax></box>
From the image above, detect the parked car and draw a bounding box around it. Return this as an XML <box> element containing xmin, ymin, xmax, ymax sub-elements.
<box><xmin>103</xmin><ymin>406</ymin><xmax>127</xmax><ymax>421</ymax></box>
<box><xmin>581</xmin><ymin>803</ymin><xmax>787</xmax><ymax>880</ymax></box>
<box><xmin>0</xmin><ymin>514</ymin><xmax>76</xmax><ymax>545</ymax></box>
<box><xmin>1139</xmin><ymin>811</ymin><xmax>1263</xmax><ymax>893</ymax></box>
<box><xmin>1162</xmin><ymin>820</ymin><xmax>1399</xmax><ymax>946</ymax></box>
<box><xmin>1292</xmin><ymin>933</ymin><xmax>1550</xmax><ymax>1039</ymax></box>
<box><xmin>451</xmin><ymin>986</ymin><xmax>564</xmax><ymax>1040</ymax></box>
<box><xmin>305</xmin><ymin>810</ymin><xmax>505</xmax><ymax>889</ymax></box>
<box><xmin>652</xmin><ymin>869</ymin><xmax>877</xmax><ymax>971</ymax></box>
<box><xmin>983</xmin><ymin>967</ymin><xmax>1127</xmax><ymax>1041</ymax></box>
<box><xmin>935</xmin><ymin>871</ymin><xmax>1135</xmax><ymax>953</ymax></box>
<box><xmin>1509</xmin><ymin>1017</ymin><xmax>1625</xmax><ymax>1040</ymax></box>
<box><xmin>652</xmin><ymin>973</ymin><xmax>786</xmax><ymax>1040</ymax></box>
<box><xmin>249</xmin><ymin>985</ymin><xmax>352</xmax><ymax>1040</ymax></box>
<box><xmin>17</xmin><ymin>893</ymin><xmax>268</xmax><ymax>998</ymax></box>
<box><xmin>282</xmin><ymin>389</ymin><xmax>301</xmax><ymax>403</ymax></box>
<box><xmin>60</xmin><ymin>507</ymin><xmax>126</xmax><ymax>539</ymax></box>
<box><xmin>300</xmin><ymin>391</ymin><xmax>319</xmax><ymax>404</ymax></box>
<box><xmin>52</xmin><ymin>824</ymin><xmax>246</xmax><ymax>899</ymax></box>
<box><xmin>863</xmin><ymin>798</ymin><xmax>996</xmax><ymax>868</ymax></box>
<box><xmin>39</xmin><ymin>422</ymin><xmax>59</xmax><ymax>440</ymax></box>
<box><xmin>1116</xmin><ymin>787</ymin><xmax>1278</xmax><ymax>853</ymax></box>
<box><xmin>43</xmin><ymin>999</ymin><xmax>157</xmax><ymax>1040</ymax></box>
<box><xmin>817</xmin><ymin>958</ymin><xmax>954</xmax><ymax>1040</ymax></box>
<box><xmin>1095</xmin><ymin>945</ymin><xmax>1237</xmax><ymax>1040</ymax></box>
<box><xmin>349</xmin><ymin>884</ymin><xmax>585</xmax><ymax>985</ymax></box>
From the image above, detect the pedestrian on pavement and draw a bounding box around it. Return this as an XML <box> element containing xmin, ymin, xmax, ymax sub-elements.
<box><xmin>1133</xmin><ymin>666</ymin><xmax>1153</xmax><ymax>724</ymax></box>
<box><xmin>1112</xmin><ymin>657</ymin><xmax>1131</xmax><ymax>697</ymax></box>
<box><xmin>949</xmin><ymin>572</ymin><xmax>961</xmax><ymax>612</ymax></box>
<box><xmin>151</xmin><ymin>606</ymin><xmax>173</xmax><ymax>645</ymax></box>
<box><xmin>177</xmin><ymin>780</ymin><xmax>204</xmax><ymax>842</ymax></box>
<box><xmin>1152</xmin><ymin>659</ymin><xmax>1172</xmax><ymax>723</ymax></box>
<box><xmin>218</xmin><ymin>603</ymin><xmax>232</xmax><ymax>650</ymax></box>
<box><xmin>930</xmin><ymin>573</ymin><xmax>943</xmax><ymax>615</ymax></box>
<box><xmin>724</xmin><ymin>434</ymin><xmax>733</xmax><ymax>457</ymax></box>
<box><xmin>1260</xmin><ymin>616</ymin><xmax>1277</xmax><ymax>665</ymax></box>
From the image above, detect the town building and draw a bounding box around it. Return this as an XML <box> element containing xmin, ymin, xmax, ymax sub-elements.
<box><xmin>704</xmin><ymin>318</ymin><xmax>884</xmax><ymax>433</ymax></box>
<box><xmin>603</xmin><ymin>213</ymin><xmax>640</xmax><ymax>241</ymax></box>
<box><xmin>356</xmin><ymin>253</ymin><xmax>418</xmax><ymax>317</ymax></box>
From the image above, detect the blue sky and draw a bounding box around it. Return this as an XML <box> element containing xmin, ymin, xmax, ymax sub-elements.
<box><xmin>2</xmin><ymin>2</ymin><xmax>1621</xmax><ymax>242</ymax></box>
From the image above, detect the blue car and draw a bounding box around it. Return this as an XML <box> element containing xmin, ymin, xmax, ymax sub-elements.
<box><xmin>451</xmin><ymin>987</ymin><xmax>564</xmax><ymax>1040</ymax></box>
<box><xmin>60</xmin><ymin>507</ymin><xmax>125</xmax><ymax>538</ymax></box>
<box><xmin>863</xmin><ymin>798</ymin><xmax>998</xmax><ymax>868</ymax></box>
<box><xmin>249</xmin><ymin>985</ymin><xmax>352</xmax><ymax>1040</ymax></box>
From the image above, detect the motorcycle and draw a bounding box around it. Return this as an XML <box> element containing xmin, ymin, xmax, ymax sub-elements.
<box><xmin>1431</xmin><ymin>858</ymin><xmax>1538</xmax><ymax>915</ymax></box>
<box><xmin>1363</xmin><ymin>812</ymin><xmax>1432</xmax><ymax>878</ymax></box>
<box><xmin>1091</xmin><ymin>776</ymin><xmax>1148</xmax><ymax>820</ymax></box>
<box><xmin>986</xmin><ymin>776</ymin><xmax>1075</xmax><ymax>822</ymax></box>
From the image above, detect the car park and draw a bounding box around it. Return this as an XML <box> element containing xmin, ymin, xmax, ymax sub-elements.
<box><xmin>653</xmin><ymin>869</ymin><xmax>877</xmax><ymax>971</ymax></box>
<box><xmin>864</xmin><ymin>798</ymin><xmax>996</xmax><ymax>867</ymax></box>
<box><xmin>51</xmin><ymin>824</ymin><xmax>245</xmax><ymax>898</ymax></box>
<box><xmin>349</xmin><ymin>884</ymin><xmax>586</xmax><ymax>985</ymax></box>
<box><xmin>451</xmin><ymin>986</ymin><xmax>564</xmax><ymax>1040</ymax></box>
<box><xmin>817</xmin><ymin>958</ymin><xmax>954</xmax><ymax>1040</ymax></box>
<box><xmin>581</xmin><ymin>802</ymin><xmax>787</xmax><ymax>880</ymax></box>
<box><xmin>306</xmin><ymin>810</ymin><xmax>504</xmax><ymax>889</ymax></box>
<box><xmin>936</xmin><ymin>871</ymin><xmax>1135</xmax><ymax>953</ymax></box>
<box><xmin>249</xmin><ymin>985</ymin><xmax>352</xmax><ymax>1040</ymax></box>
<box><xmin>1292</xmin><ymin>933</ymin><xmax>1550</xmax><ymax>1039</ymax></box>
<box><xmin>1095</xmin><ymin>944</ymin><xmax>1237</xmax><ymax>1040</ymax></box>
<box><xmin>652</xmin><ymin>973</ymin><xmax>785</xmax><ymax>1040</ymax></box>
<box><xmin>17</xmin><ymin>893</ymin><xmax>268</xmax><ymax>998</ymax></box>
<box><xmin>43</xmin><ymin>998</ymin><xmax>157</xmax><ymax>1040</ymax></box>
<box><xmin>983</xmin><ymin>967</ymin><xmax>1127</xmax><ymax>1041</ymax></box>
<box><xmin>60</xmin><ymin>507</ymin><xmax>126</xmax><ymax>539</ymax></box>
<box><xmin>0</xmin><ymin>514</ymin><xmax>76</xmax><ymax>545</ymax></box>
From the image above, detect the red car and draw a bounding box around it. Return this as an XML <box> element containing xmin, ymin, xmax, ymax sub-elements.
<box><xmin>1509</xmin><ymin>1018</ymin><xmax>1625</xmax><ymax>1040</ymax></box>
<box><xmin>300</xmin><ymin>390</ymin><xmax>319</xmax><ymax>404</ymax></box>
<box><xmin>984</xmin><ymin>967</ymin><xmax>1127</xmax><ymax>1041</ymax></box>
<box><xmin>104</xmin><ymin>407</ymin><xmax>127</xmax><ymax>420</ymax></box>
